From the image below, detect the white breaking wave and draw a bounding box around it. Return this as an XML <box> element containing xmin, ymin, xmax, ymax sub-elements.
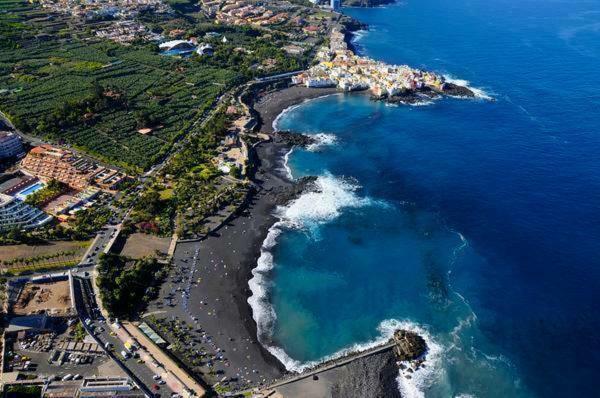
<box><xmin>274</xmin><ymin>173</ymin><xmax>372</xmax><ymax>230</ymax></box>
<box><xmin>409</xmin><ymin>100</ymin><xmax>435</xmax><ymax>107</ymax></box>
<box><xmin>395</xmin><ymin>321</ymin><xmax>445</xmax><ymax>398</ymax></box>
<box><xmin>272</xmin><ymin>102</ymin><xmax>302</xmax><ymax>131</ymax></box>
<box><xmin>272</xmin><ymin>94</ymin><xmax>341</xmax><ymax>131</ymax></box>
<box><xmin>282</xmin><ymin>147</ymin><xmax>294</xmax><ymax>180</ymax></box>
<box><xmin>443</xmin><ymin>75</ymin><xmax>494</xmax><ymax>100</ymax></box>
<box><xmin>306</xmin><ymin>133</ymin><xmax>338</xmax><ymax>152</ymax></box>
<box><xmin>248</xmin><ymin>174</ymin><xmax>388</xmax><ymax>372</ymax></box>
<box><xmin>350</xmin><ymin>29</ymin><xmax>368</xmax><ymax>44</ymax></box>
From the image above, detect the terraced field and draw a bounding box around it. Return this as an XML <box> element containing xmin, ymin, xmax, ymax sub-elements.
<box><xmin>0</xmin><ymin>0</ymin><xmax>237</xmax><ymax>171</ymax></box>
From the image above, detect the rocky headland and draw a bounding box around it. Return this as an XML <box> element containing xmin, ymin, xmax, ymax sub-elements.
<box><xmin>343</xmin><ymin>0</ymin><xmax>396</xmax><ymax>7</ymax></box>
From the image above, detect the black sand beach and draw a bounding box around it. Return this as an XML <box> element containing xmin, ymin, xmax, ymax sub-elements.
<box><xmin>147</xmin><ymin>141</ymin><xmax>294</xmax><ymax>390</ymax></box>
<box><xmin>146</xmin><ymin>86</ymin><xmax>336</xmax><ymax>392</ymax></box>
<box><xmin>254</xmin><ymin>86</ymin><xmax>340</xmax><ymax>133</ymax></box>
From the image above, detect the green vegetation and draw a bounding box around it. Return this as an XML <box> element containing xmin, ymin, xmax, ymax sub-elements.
<box><xmin>24</xmin><ymin>179</ymin><xmax>67</xmax><ymax>207</ymax></box>
<box><xmin>0</xmin><ymin>0</ymin><xmax>236</xmax><ymax>171</ymax></box>
<box><xmin>0</xmin><ymin>0</ymin><xmax>311</xmax><ymax>172</ymax></box>
<box><xmin>162</xmin><ymin>108</ymin><xmax>248</xmax><ymax>237</ymax></box>
<box><xmin>68</xmin><ymin>203</ymin><xmax>112</xmax><ymax>238</ymax></box>
<box><xmin>96</xmin><ymin>253</ymin><xmax>167</xmax><ymax>318</ymax></box>
<box><xmin>1</xmin><ymin>249</ymin><xmax>81</xmax><ymax>268</ymax></box>
<box><xmin>4</xmin><ymin>384</ymin><xmax>42</xmax><ymax>398</ymax></box>
<box><xmin>73</xmin><ymin>321</ymin><xmax>87</xmax><ymax>342</ymax></box>
<box><xmin>0</xmin><ymin>259</ymin><xmax>80</xmax><ymax>276</ymax></box>
<box><xmin>147</xmin><ymin>316</ymin><xmax>218</xmax><ymax>382</ymax></box>
<box><xmin>130</xmin><ymin>187</ymin><xmax>175</xmax><ymax>235</ymax></box>
<box><xmin>0</xmin><ymin>196</ymin><xmax>109</xmax><ymax>245</ymax></box>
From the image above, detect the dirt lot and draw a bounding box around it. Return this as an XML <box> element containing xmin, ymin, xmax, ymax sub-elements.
<box><xmin>13</xmin><ymin>280</ymin><xmax>72</xmax><ymax>315</ymax></box>
<box><xmin>0</xmin><ymin>241</ymin><xmax>90</xmax><ymax>273</ymax></box>
<box><xmin>0</xmin><ymin>241</ymin><xmax>90</xmax><ymax>262</ymax></box>
<box><xmin>120</xmin><ymin>233</ymin><xmax>171</xmax><ymax>259</ymax></box>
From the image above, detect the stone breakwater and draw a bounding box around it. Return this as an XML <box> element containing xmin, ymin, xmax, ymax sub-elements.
<box><xmin>261</xmin><ymin>329</ymin><xmax>429</xmax><ymax>398</ymax></box>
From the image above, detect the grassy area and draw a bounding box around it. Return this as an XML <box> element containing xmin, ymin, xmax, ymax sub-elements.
<box><xmin>4</xmin><ymin>385</ymin><xmax>42</xmax><ymax>398</ymax></box>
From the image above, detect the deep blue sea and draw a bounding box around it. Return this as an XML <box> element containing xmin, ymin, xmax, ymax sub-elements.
<box><xmin>248</xmin><ymin>0</ymin><xmax>600</xmax><ymax>396</ymax></box>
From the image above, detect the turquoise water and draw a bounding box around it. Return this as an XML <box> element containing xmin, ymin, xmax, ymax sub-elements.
<box><xmin>248</xmin><ymin>0</ymin><xmax>600</xmax><ymax>397</ymax></box>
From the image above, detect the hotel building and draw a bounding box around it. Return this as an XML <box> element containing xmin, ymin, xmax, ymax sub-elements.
<box><xmin>0</xmin><ymin>131</ymin><xmax>24</xmax><ymax>159</ymax></box>
<box><xmin>0</xmin><ymin>193</ymin><xmax>52</xmax><ymax>231</ymax></box>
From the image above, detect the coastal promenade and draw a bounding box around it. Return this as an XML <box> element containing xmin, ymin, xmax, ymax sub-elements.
<box><xmin>123</xmin><ymin>322</ymin><xmax>207</xmax><ymax>397</ymax></box>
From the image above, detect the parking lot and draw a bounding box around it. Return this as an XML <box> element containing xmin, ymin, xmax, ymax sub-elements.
<box><xmin>73</xmin><ymin>275</ymin><xmax>176</xmax><ymax>397</ymax></box>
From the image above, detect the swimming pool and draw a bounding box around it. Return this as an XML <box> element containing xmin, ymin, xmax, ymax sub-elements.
<box><xmin>16</xmin><ymin>182</ymin><xmax>45</xmax><ymax>200</ymax></box>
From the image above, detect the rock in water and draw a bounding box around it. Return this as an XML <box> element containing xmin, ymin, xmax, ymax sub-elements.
<box><xmin>343</xmin><ymin>0</ymin><xmax>396</xmax><ymax>7</ymax></box>
<box><xmin>270</xmin><ymin>176</ymin><xmax>318</xmax><ymax>205</ymax></box>
<box><xmin>442</xmin><ymin>82</ymin><xmax>475</xmax><ymax>97</ymax></box>
<box><xmin>393</xmin><ymin>329</ymin><xmax>427</xmax><ymax>361</ymax></box>
<box><xmin>274</xmin><ymin>131</ymin><xmax>317</xmax><ymax>148</ymax></box>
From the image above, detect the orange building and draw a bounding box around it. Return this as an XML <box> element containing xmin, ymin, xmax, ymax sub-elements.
<box><xmin>21</xmin><ymin>145</ymin><xmax>90</xmax><ymax>190</ymax></box>
<box><xmin>20</xmin><ymin>145</ymin><xmax>127</xmax><ymax>191</ymax></box>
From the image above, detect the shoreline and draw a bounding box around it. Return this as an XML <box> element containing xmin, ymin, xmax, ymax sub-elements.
<box><xmin>146</xmin><ymin>85</ymin><xmax>327</xmax><ymax>392</ymax></box>
<box><xmin>147</xmin><ymin>142</ymin><xmax>296</xmax><ymax>391</ymax></box>
<box><xmin>253</xmin><ymin>86</ymin><xmax>341</xmax><ymax>133</ymax></box>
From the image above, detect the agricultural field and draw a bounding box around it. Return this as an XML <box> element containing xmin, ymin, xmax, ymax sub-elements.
<box><xmin>0</xmin><ymin>0</ymin><xmax>237</xmax><ymax>172</ymax></box>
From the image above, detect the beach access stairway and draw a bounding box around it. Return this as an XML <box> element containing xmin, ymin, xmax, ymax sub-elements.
<box><xmin>257</xmin><ymin>340</ymin><xmax>396</xmax><ymax>392</ymax></box>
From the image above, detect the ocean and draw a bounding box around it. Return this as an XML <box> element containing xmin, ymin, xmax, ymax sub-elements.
<box><xmin>248</xmin><ymin>0</ymin><xmax>600</xmax><ymax>396</ymax></box>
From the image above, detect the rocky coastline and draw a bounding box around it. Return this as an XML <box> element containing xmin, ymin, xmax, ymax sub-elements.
<box><xmin>371</xmin><ymin>83</ymin><xmax>476</xmax><ymax>105</ymax></box>
<box><xmin>245</xmin><ymin>85</ymin><xmax>436</xmax><ymax>397</ymax></box>
<box><xmin>343</xmin><ymin>0</ymin><xmax>396</xmax><ymax>7</ymax></box>
<box><xmin>273</xmin><ymin>130</ymin><xmax>318</xmax><ymax>148</ymax></box>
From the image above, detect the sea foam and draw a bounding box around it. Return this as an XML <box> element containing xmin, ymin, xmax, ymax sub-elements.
<box><xmin>274</xmin><ymin>174</ymin><xmax>371</xmax><ymax>231</ymax></box>
<box><xmin>443</xmin><ymin>75</ymin><xmax>494</xmax><ymax>100</ymax></box>
<box><xmin>248</xmin><ymin>174</ymin><xmax>383</xmax><ymax>371</ymax></box>
<box><xmin>306</xmin><ymin>133</ymin><xmax>338</xmax><ymax>152</ymax></box>
<box><xmin>394</xmin><ymin>321</ymin><xmax>445</xmax><ymax>398</ymax></box>
<box><xmin>247</xmin><ymin>175</ymin><xmax>446</xmax><ymax>397</ymax></box>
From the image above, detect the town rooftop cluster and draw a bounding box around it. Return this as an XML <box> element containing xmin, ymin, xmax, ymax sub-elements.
<box><xmin>293</xmin><ymin>29</ymin><xmax>447</xmax><ymax>97</ymax></box>
<box><xmin>207</xmin><ymin>0</ymin><xmax>290</xmax><ymax>26</ymax></box>
<box><xmin>37</xmin><ymin>0</ymin><xmax>171</xmax><ymax>20</ymax></box>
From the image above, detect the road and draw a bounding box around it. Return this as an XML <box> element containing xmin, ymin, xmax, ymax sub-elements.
<box><xmin>65</xmin><ymin>90</ymin><xmax>240</xmax><ymax>397</ymax></box>
<box><xmin>72</xmin><ymin>275</ymin><xmax>176</xmax><ymax>398</ymax></box>
<box><xmin>78</xmin><ymin>225</ymin><xmax>120</xmax><ymax>266</ymax></box>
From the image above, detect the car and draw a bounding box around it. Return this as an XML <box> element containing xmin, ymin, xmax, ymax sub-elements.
<box><xmin>152</xmin><ymin>375</ymin><xmax>161</xmax><ymax>380</ymax></box>
<box><xmin>158</xmin><ymin>380</ymin><xmax>166</xmax><ymax>385</ymax></box>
